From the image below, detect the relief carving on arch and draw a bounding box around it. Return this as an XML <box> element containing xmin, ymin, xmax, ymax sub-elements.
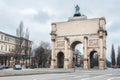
<box><xmin>88</xmin><ymin>39</ymin><xmax>98</xmax><ymax>47</ymax></box>
<box><xmin>56</xmin><ymin>41</ymin><xmax>65</xmax><ymax>47</ymax></box>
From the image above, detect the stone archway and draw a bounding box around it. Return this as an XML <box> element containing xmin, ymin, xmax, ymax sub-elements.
<box><xmin>71</xmin><ymin>41</ymin><xmax>81</xmax><ymax>50</ymax></box>
<box><xmin>90</xmin><ymin>51</ymin><xmax>99</xmax><ymax>68</ymax></box>
<box><xmin>50</xmin><ymin>13</ymin><xmax>107</xmax><ymax>69</ymax></box>
<box><xmin>70</xmin><ymin>41</ymin><xmax>83</xmax><ymax>67</ymax></box>
<box><xmin>57</xmin><ymin>52</ymin><xmax>64</xmax><ymax>68</ymax></box>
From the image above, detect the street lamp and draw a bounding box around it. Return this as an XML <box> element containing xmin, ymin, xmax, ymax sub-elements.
<box><xmin>73</xmin><ymin>50</ymin><xmax>78</xmax><ymax>72</ymax></box>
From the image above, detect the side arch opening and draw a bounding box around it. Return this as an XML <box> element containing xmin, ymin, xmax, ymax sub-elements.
<box><xmin>90</xmin><ymin>51</ymin><xmax>99</xmax><ymax>69</ymax></box>
<box><xmin>57</xmin><ymin>52</ymin><xmax>64</xmax><ymax>68</ymax></box>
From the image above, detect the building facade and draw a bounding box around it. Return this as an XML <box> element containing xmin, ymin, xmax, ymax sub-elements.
<box><xmin>0</xmin><ymin>31</ymin><xmax>32</xmax><ymax>67</ymax></box>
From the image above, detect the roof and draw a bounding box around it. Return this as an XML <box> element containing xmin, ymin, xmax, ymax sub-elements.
<box><xmin>0</xmin><ymin>31</ymin><xmax>32</xmax><ymax>42</ymax></box>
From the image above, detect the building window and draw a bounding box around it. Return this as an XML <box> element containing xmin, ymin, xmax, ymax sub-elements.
<box><xmin>12</xmin><ymin>46</ymin><xmax>14</xmax><ymax>52</ymax></box>
<box><xmin>5</xmin><ymin>36</ymin><xmax>9</xmax><ymax>41</ymax></box>
<box><xmin>9</xmin><ymin>45</ymin><xmax>11</xmax><ymax>51</ymax></box>
<box><xmin>1</xmin><ymin>45</ymin><xmax>3</xmax><ymax>50</ymax></box>
<box><xmin>5</xmin><ymin>45</ymin><xmax>7</xmax><ymax>51</ymax></box>
<box><xmin>1</xmin><ymin>35</ymin><xmax>3</xmax><ymax>40</ymax></box>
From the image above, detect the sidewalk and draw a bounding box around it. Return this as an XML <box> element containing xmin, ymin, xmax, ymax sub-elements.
<box><xmin>0</xmin><ymin>68</ymin><xmax>73</xmax><ymax>77</ymax></box>
<box><xmin>0</xmin><ymin>68</ymin><xmax>109</xmax><ymax>77</ymax></box>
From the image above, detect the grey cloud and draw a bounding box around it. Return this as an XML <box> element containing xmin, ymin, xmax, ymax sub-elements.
<box><xmin>1</xmin><ymin>0</ymin><xmax>120</xmax><ymax>60</ymax></box>
<box><xmin>108</xmin><ymin>21</ymin><xmax>120</xmax><ymax>32</ymax></box>
<box><xmin>33</xmin><ymin>11</ymin><xmax>52</xmax><ymax>23</ymax></box>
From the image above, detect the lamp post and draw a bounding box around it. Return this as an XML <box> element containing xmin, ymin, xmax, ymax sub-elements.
<box><xmin>73</xmin><ymin>50</ymin><xmax>78</xmax><ymax>72</ymax></box>
<box><xmin>73</xmin><ymin>57</ymin><xmax>75</xmax><ymax>72</ymax></box>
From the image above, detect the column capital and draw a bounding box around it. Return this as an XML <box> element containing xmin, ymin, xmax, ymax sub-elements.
<box><xmin>51</xmin><ymin>59</ymin><xmax>56</xmax><ymax>61</ymax></box>
<box><xmin>99</xmin><ymin>58</ymin><xmax>104</xmax><ymax>61</ymax></box>
<box><xmin>64</xmin><ymin>37</ymin><xmax>69</xmax><ymax>41</ymax></box>
<box><xmin>64</xmin><ymin>58</ymin><xmax>69</xmax><ymax>61</ymax></box>
<box><xmin>84</xmin><ymin>58</ymin><xmax>88</xmax><ymax>61</ymax></box>
<box><xmin>84</xmin><ymin>36</ymin><xmax>88</xmax><ymax>40</ymax></box>
<box><xmin>50</xmin><ymin>31</ymin><xmax>56</xmax><ymax>36</ymax></box>
<box><xmin>51</xmin><ymin>39</ymin><xmax>56</xmax><ymax>42</ymax></box>
<box><xmin>99</xmin><ymin>36</ymin><xmax>103</xmax><ymax>39</ymax></box>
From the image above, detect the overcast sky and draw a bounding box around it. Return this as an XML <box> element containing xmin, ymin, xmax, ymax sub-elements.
<box><xmin>0</xmin><ymin>0</ymin><xmax>120</xmax><ymax>61</ymax></box>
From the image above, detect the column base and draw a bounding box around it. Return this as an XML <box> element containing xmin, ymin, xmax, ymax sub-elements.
<box><xmin>99</xmin><ymin>58</ymin><xmax>105</xmax><ymax>70</ymax></box>
<box><xmin>83</xmin><ymin>58</ymin><xmax>89</xmax><ymax>69</ymax></box>
<box><xmin>64</xmin><ymin>58</ymin><xmax>69</xmax><ymax>68</ymax></box>
<box><xmin>51</xmin><ymin>59</ymin><xmax>57</xmax><ymax>68</ymax></box>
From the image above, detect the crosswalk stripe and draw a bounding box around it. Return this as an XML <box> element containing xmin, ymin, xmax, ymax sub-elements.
<box><xmin>107</xmin><ymin>77</ymin><xmax>120</xmax><ymax>80</ymax></box>
<box><xmin>81</xmin><ymin>74</ymin><xmax>112</xmax><ymax>80</ymax></box>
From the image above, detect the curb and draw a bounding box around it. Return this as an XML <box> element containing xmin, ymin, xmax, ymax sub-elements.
<box><xmin>0</xmin><ymin>72</ymin><xmax>72</xmax><ymax>77</ymax></box>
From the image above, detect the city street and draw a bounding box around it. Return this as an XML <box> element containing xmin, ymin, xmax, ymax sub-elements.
<box><xmin>0</xmin><ymin>68</ymin><xmax>120</xmax><ymax>80</ymax></box>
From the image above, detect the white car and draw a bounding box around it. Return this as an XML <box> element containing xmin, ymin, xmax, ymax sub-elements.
<box><xmin>13</xmin><ymin>64</ymin><xmax>22</xmax><ymax>70</ymax></box>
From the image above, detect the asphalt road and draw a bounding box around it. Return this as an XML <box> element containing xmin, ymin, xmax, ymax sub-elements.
<box><xmin>0</xmin><ymin>68</ymin><xmax>120</xmax><ymax>80</ymax></box>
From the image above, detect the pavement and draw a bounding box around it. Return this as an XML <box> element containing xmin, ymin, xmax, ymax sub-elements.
<box><xmin>0</xmin><ymin>68</ymin><xmax>73</xmax><ymax>77</ymax></box>
<box><xmin>0</xmin><ymin>68</ymin><xmax>120</xmax><ymax>80</ymax></box>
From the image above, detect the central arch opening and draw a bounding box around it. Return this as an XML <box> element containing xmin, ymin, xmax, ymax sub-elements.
<box><xmin>57</xmin><ymin>52</ymin><xmax>64</xmax><ymax>68</ymax></box>
<box><xmin>90</xmin><ymin>51</ymin><xmax>99</xmax><ymax>69</ymax></box>
<box><xmin>71</xmin><ymin>41</ymin><xmax>83</xmax><ymax>68</ymax></box>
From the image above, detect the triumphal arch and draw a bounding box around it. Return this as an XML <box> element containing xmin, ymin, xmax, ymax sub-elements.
<box><xmin>50</xmin><ymin>6</ymin><xmax>107</xmax><ymax>69</ymax></box>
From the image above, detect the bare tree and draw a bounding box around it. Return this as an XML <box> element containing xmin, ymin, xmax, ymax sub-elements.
<box><xmin>111</xmin><ymin>44</ymin><xmax>116</xmax><ymax>67</ymax></box>
<box><xmin>34</xmin><ymin>41</ymin><xmax>51</xmax><ymax>68</ymax></box>
<box><xmin>24</xmin><ymin>28</ymin><xmax>31</xmax><ymax>67</ymax></box>
<box><xmin>14</xmin><ymin>21</ymin><xmax>24</xmax><ymax>64</ymax></box>
<box><xmin>34</xmin><ymin>46</ymin><xmax>44</xmax><ymax>68</ymax></box>
<box><xmin>16</xmin><ymin>21</ymin><xmax>24</xmax><ymax>38</ymax></box>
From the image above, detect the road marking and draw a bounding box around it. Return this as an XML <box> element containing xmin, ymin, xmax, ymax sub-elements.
<box><xmin>107</xmin><ymin>77</ymin><xmax>120</xmax><ymax>80</ymax></box>
<box><xmin>36</xmin><ymin>73</ymin><xmax>77</xmax><ymax>80</ymax></box>
<box><xmin>81</xmin><ymin>77</ymin><xmax>90</xmax><ymax>80</ymax></box>
<box><xmin>74</xmin><ymin>75</ymin><xmax>89</xmax><ymax>79</ymax></box>
<box><xmin>81</xmin><ymin>74</ymin><xmax>112</xmax><ymax>80</ymax></box>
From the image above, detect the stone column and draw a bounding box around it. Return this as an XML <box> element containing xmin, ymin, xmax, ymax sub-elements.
<box><xmin>100</xmin><ymin>37</ymin><xmax>103</xmax><ymax>58</ymax></box>
<box><xmin>99</xmin><ymin>36</ymin><xmax>105</xmax><ymax>69</ymax></box>
<box><xmin>67</xmin><ymin>48</ymin><xmax>73</xmax><ymax>68</ymax></box>
<box><xmin>64</xmin><ymin>37</ymin><xmax>69</xmax><ymax>68</ymax></box>
<box><xmin>83</xmin><ymin>36</ymin><xmax>88</xmax><ymax>69</ymax></box>
<box><xmin>103</xmin><ymin>33</ymin><xmax>107</xmax><ymax>69</ymax></box>
<box><xmin>51</xmin><ymin>39</ymin><xmax>56</xmax><ymax>68</ymax></box>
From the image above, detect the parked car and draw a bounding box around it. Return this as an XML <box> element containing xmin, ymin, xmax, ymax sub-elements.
<box><xmin>112</xmin><ymin>65</ymin><xmax>118</xmax><ymax>69</ymax></box>
<box><xmin>13</xmin><ymin>64</ymin><xmax>22</xmax><ymax>70</ymax></box>
<box><xmin>0</xmin><ymin>66</ymin><xmax>4</xmax><ymax>70</ymax></box>
<box><xmin>29</xmin><ymin>64</ymin><xmax>37</xmax><ymax>69</ymax></box>
<box><xmin>3</xmin><ymin>66</ymin><xmax>9</xmax><ymax>69</ymax></box>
